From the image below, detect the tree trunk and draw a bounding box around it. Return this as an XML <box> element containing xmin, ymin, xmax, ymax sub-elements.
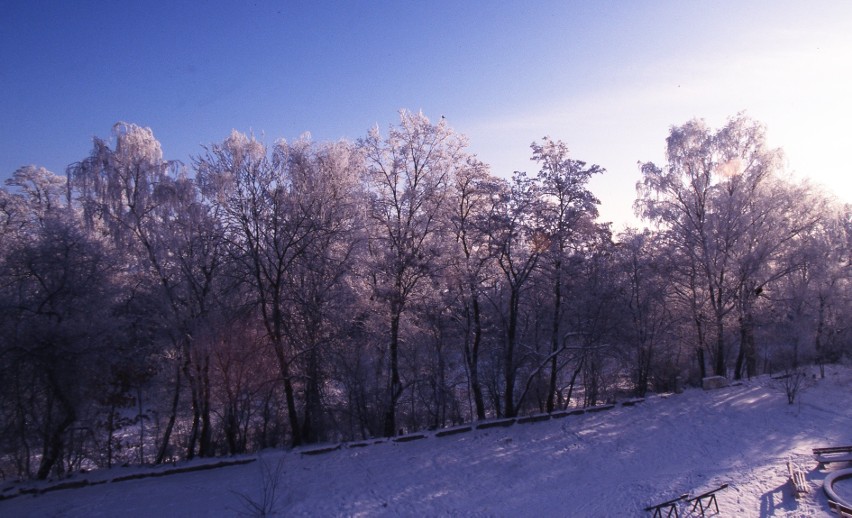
<box><xmin>694</xmin><ymin>317</ymin><xmax>707</xmax><ymax>379</ymax></box>
<box><xmin>106</xmin><ymin>405</ymin><xmax>116</xmax><ymax>469</ymax></box>
<box><xmin>564</xmin><ymin>358</ymin><xmax>583</xmax><ymax>409</ymax></box>
<box><xmin>156</xmin><ymin>359</ymin><xmax>183</xmax><ymax>464</ymax></box>
<box><xmin>735</xmin><ymin>288</ymin><xmax>758</xmax><ymax>380</ymax></box>
<box><xmin>37</xmin><ymin>412</ymin><xmax>75</xmax><ymax>480</ymax></box>
<box><xmin>198</xmin><ymin>355</ymin><xmax>212</xmax><ymax>456</ymax></box>
<box><xmin>283</xmin><ymin>374</ymin><xmax>301</xmax><ymax>446</ymax></box>
<box><xmin>584</xmin><ymin>357</ymin><xmax>600</xmax><ymax>407</ymax></box>
<box><xmin>735</xmin><ymin>314</ymin><xmax>757</xmax><ymax>380</ymax></box>
<box><xmin>384</xmin><ymin>309</ymin><xmax>403</xmax><ymax>437</ymax></box>
<box><xmin>270</xmin><ymin>331</ymin><xmax>303</xmax><ymax>447</ymax></box>
<box><xmin>302</xmin><ymin>344</ymin><xmax>322</xmax><ymax>443</ymax></box>
<box><xmin>734</xmin><ymin>340</ymin><xmax>746</xmax><ymax>381</ymax></box>
<box><xmin>714</xmin><ymin>316</ymin><xmax>726</xmax><ymax>377</ymax></box>
<box><xmin>504</xmin><ymin>288</ymin><xmax>520</xmax><ymax>418</ymax></box>
<box><xmin>225</xmin><ymin>403</ymin><xmax>239</xmax><ymax>454</ymax></box>
<box><xmin>37</xmin><ymin>377</ymin><xmax>76</xmax><ymax>480</ymax></box>
<box><xmin>186</xmin><ymin>382</ymin><xmax>200</xmax><ymax>460</ymax></box>
<box><xmin>635</xmin><ymin>345</ymin><xmax>651</xmax><ymax>397</ymax></box>
<box><xmin>464</xmin><ymin>294</ymin><xmax>486</xmax><ymax>420</ymax></box>
<box><xmin>268</xmin><ymin>302</ymin><xmax>303</xmax><ymax>447</ymax></box>
<box><xmin>815</xmin><ymin>295</ymin><xmax>827</xmax><ymax>379</ymax></box>
<box><xmin>547</xmin><ymin>261</ymin><xmax>562</xmax><ymax>413</ymax></box>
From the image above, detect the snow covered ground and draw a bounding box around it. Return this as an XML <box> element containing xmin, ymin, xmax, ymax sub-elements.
<box><xmin>2</xmin><ymin>365</ymin><xmax>851</xmax><ymax>517</ymax></box>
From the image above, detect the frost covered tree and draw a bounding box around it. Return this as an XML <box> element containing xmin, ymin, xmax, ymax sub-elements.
<box><xmin>196</xmin><ymin>131</ymin><xmax>305</xmax><ymax>446</ymax></box>
<box><xmin>3</xmin><ymin>112</ymin><xmax>849</xmax><ymax>478</ymax></box>
<box><xmin>532</xmin><ymin>137</ymin><xmax>603</xmax><ymax>412</ymax></box>
<box><xmin>68</xmin><ymin>122</ymin><xmax>225</xmax><ymax>460</ymax></box>
<box><xmin>728</xmin><ymin>175</ymin><xmax>823</xmax><ymax>379</ymax></box>
<box><xmin>266</xmin><ymin>136</ymin><xmax>364</xmax><ymax>443</ymax></box>
<box><xmin>0</xmin><ymin>214</ymin><xmax>122</xmax><ymax>479</ymax></box>
<box><xmin>805</xmin><ymin>206</ymin><xmax>851</xmax><ymax>373</ymax></box>
<box><xmin>0</xmin><ymin>165</ymin><xmax>154</xmax><ymax>476</ymax></box>
<box><xmin>612</xmin><ymin>229</ymin><xmax>677</xmax><ymax>395</ymax></box>
<box><xmin>637</xmin><ymin>114</ymin><xmax>794</xmax><ymax>378</ymax></box>
<box><xmin>774</xmin><ymin>199</ymin><xmax>851</xmax><ymax>375</ymax></box>
<box><xmin>197</xmin><ymin>132</ymin><xmax>364</xmax><ymax>445</ymax></box>
<box><xmin>360</xmin><ymin>111</ymin><xmax>468</xmax><ymax>436</ymax></box>
<box><xmin>484</xmin><ymin>171</ymin><xmax>545</xmax><ymax>417</ymax></box>
<box><xmin>6</xmin><ymin>166</ymin><xmax>67</xmax><ymax>224</ymax></box>
<box><xmin>0</xmin><ymin>167</ymin><xmax>66</xmax><ymax>251</ymax></box>
<box><xmin>0</xmin><ymin>187</ymin><xmax>26</xmax><ymax>250</ymax></box>
<box><xmin>446</xmin><ymin>159</ymin><xmax>501</xmax><ymax>420</ymax></box>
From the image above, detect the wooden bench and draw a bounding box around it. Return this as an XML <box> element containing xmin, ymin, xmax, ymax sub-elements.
<box><xmin>687</xmin><ymin>483</ymin><xmax>728</xmax><ymax>516</ymax></box>
<box><xmin>644</xmin><ymin>493</ymin><xmax>688</xmax><ymax>517</ymax></box>
<box><xmin>829</xmin><ymin>500</ymin><xmax>852</xmax><ymax>517</ymax></box>
<box><xmin>787</xmin><ymin>460</ymin><xmax>808</xmax><ymax>497</ymax></box>
<box><xmin>814</xmin><ymin>446</ymin><xmax>852</xmax><ymax>468</ymax></box>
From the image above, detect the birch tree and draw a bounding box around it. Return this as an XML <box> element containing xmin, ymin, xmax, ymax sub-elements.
<box><xmin>637</xmin><ymin>114</ymin><xmax>787</xmax><ymax>377</ymax></box>
<box><xmin>69</xmin><ymin>122</ymin><xmax>224</xmax><ymax>460</ymax></box>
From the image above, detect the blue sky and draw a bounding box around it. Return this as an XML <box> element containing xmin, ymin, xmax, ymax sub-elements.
<box><xmin>2</xmin><ymin>1</ymin><xmax>850</xmax><ymax>226</ymax></box>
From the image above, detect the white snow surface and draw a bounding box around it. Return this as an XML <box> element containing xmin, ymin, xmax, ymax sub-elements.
<box><xmin>3</xmin><ymin>366</ymin><xmax>851</xmax><ymax>517</ymax></box>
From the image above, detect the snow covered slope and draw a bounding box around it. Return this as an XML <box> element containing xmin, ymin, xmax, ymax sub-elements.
<box><xmin>3</xmin><ymin>366</ymin><xmax>850</xmax><ymax>517</ymax></box>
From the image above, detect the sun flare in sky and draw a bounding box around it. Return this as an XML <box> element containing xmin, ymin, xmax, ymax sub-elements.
<box><xmin>462</xmin><ymin>16</ymin><xmax>852</xmax><ymax>227</ymax></box>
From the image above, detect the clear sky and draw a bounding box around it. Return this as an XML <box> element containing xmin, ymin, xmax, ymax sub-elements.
<box><xmin>2</xmin><ymin>1</ymin><xmax>850</xmax><ymax>227</ymax></box>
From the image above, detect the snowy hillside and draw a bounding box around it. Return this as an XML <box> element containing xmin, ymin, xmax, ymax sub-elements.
<box><xmin>3</xmin><ymin>365</ymin><xmax>851</xmax><ymax>517</ymax></box>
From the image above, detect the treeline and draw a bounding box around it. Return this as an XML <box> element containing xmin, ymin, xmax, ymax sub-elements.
<box><xmin>0</xmin><ymin>111</ymin><xmax>849</xmax><ymax>479</ymax></box>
